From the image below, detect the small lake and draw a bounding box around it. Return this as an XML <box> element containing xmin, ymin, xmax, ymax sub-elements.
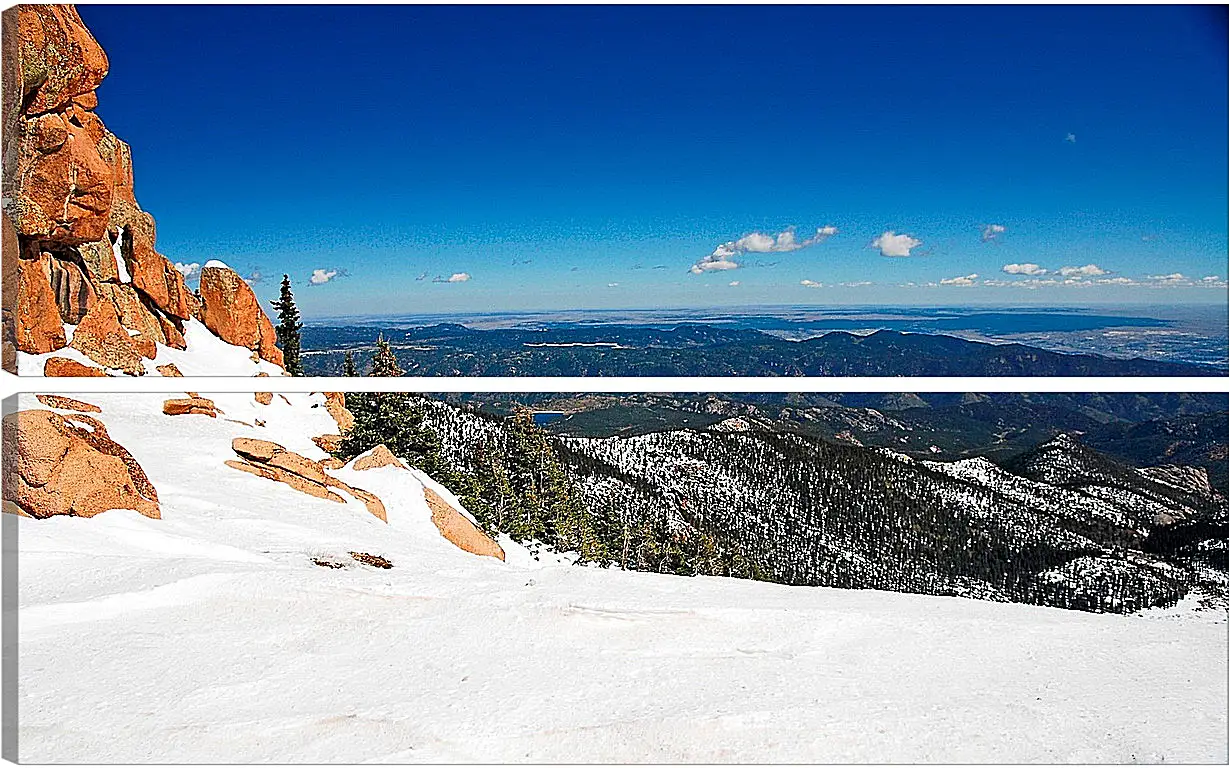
<box><xmin>533</xmin><ymin>411</ymin><xmax>567</xmax><ymax>425</ymax></box>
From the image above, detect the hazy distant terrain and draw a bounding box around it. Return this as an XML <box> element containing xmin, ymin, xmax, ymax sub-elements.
<box><xmin>302</xmin><ymin>306</ymin><xmax>1228</xmax><ymax>376</ymax></box>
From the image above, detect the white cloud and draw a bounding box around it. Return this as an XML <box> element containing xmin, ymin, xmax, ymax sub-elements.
<box><xmin>840</xmin><ymin>281</ymin><xmax>873</xmax><ymax>287</ymax></box>
<box><xmin>689</xmin><ymin>254</ymin><xmax>741</xmax><ymax>274</ymax></box>
<box><xmin>1147</xmin><ymin>272</ymin><xmax>1189</xmax><ymax>285</ymax></box>
<box><xmin>800</xmin><ymin>279</ymin><xmax>823</xmax><ymax>288</ymax></box>
<box><xmin>716</xmin><ymin>226</ymin><xmax>838</xmax><ymax>256</ymax></box>
<box><xmin>728</xmin><ymin>281</ymin><xmax>740</xmax><ymax>287</ymax></box>
<box><xmin>870</xmin><ymin>231</ymin><xmax>922</xmax><ymax>257</ymax></box>
<box><xmin>174</xmin><ymin>262</ymin><xmax>200</xmax><ymax>278</ymax></box>
<box><xmin>1057</xmin><ymin>264</ymin><xmax>1107</xmax><ymax>278</ymax></box>
<box><xmin>693</xmin><ymin>225</ymin><xmax>837</xmax><ymax>274</ymax></box>
<box><xmin>1002</xmin><ymin>263</ymin><xmax>1047</xmax><ymax>276</ymax></box>
<box><xmin>607</xmin><ymin>282</ymin><xmax>619</xmax><ymax>287</ymax></box>
<box><xmin>981</xmin><ymin>224</ymin><xmax>1006</xmax><ymax>243</ymax></box>
<box><xmin>1065</xmin><ymin>133</ymin><xmax>1077</xmax><ymax>143</ymax></box>
<box><xmin>309</xmin><ymin>268</ymin><xmax>339</xmax><ymax>285</ymax></box>
<box><xmin>940</xmin><ymin>273</ymin><xmax>979</xmax><ymax>286</ymax></box>
<box><xmin>983</xmin><ymin>275</ymin><xmax>1159</xmax><ymax>289</ymax></box>
<box><xmin>429</xmin><ymin>272</ymin><xmax>472</xmax><ymax>283</ymax></box>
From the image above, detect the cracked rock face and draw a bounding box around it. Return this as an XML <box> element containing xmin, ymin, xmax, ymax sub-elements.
<box><xmin>199</xmin><ymin>266</ymin><xmax>284</xmax><ymax>368</ymax></box>
<box><xmin>1</xmin><ymin>4</ymin><xmax>278</xmax><ymax>373</ymax></box>
<box><xmin>2</xmin><ymin>408</ymin><xmax>160</xmax><ymax>519</ymax></box>
<box><xmin>68</xmin><ymin>297</ymin><xmax>145</xmax><ymax>375</ymax></box>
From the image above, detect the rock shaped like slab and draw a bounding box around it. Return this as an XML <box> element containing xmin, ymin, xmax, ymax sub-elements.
<box><xmin>423</xmin><ymin>487</ymin><xmax>505</xmax><ymax>561</ymax></box>
<box><xmin>43</xmin><ymin>356</ymin><xmax>106</xmax><ymax>376</ymax></box>
<box><xmin>34</xmin><ymin>395</ymin><xmax>100</xmax><ymax>413</ymax></box>
<box><xmin>199</xmin><ymin>265</ymin><xmax>283</xmax><ymax>367</ymax></box>
<box><xmin>162</xmin><ymin>397</ymin><xmax>220</xmax><ymax>418</ymax></box>
<box><xmin>228</xmin><ymin>438</ymin><xmax>385</xmax><ymax>521</ymax></box>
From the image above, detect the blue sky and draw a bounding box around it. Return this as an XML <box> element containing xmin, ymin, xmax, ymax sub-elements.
<box><xmin>80</xmin><ymin>5</ymin><xmax>1227</xmax><ymax>317</ymax></box>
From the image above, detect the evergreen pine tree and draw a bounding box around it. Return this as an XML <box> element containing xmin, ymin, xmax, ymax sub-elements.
<box><xmin>459</xmin><ymin>440</ymin><xmax>518</xmax><ymax>536</ymax></box>
<box><xmin>487</xmin><ymin>413</ymin><xmax>609</xmax><ymax>563</ymax></box>
<box><xmin>270</xmin><ymin>275</ymin><xmax>303</xmax><ymax>376</ymax></box>
<box><xmin>343</xmin><ymin>351</ymin><xmax>358</xmax><ymax>377</ymax></box>
<box><xmin>336</xmin><ymin>392</ymin><xmax>444</xmax><ymax>475</ymax></box>
<box><xmin>369</xmin><ymin>335</ymin><xmax>402</xmax><ymax>377</ymax></box>
<box><xmin>334</xmin><ymin>337</ymin><xmax>444</xmax><ymax>474</ymax></box>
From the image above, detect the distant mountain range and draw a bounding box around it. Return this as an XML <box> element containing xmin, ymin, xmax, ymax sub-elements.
<box><xmin>444</xmin><ymin>392</ymin><xmax>1229</xmax><ymax>489</ymax></box>
<box><xmin>303</xmin><ymin>324</ymin><xmax>1223</xmax><ymax>376</ymax></box>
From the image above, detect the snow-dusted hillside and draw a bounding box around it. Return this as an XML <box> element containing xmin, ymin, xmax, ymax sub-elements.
<box><xmin>10</xmin><ymin>392</ymin><xmax>1228</xmax><ymax>762</ymax></box>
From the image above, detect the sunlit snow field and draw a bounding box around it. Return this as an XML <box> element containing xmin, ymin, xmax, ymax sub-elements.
<box><xmin>11</xmin><ymin>393</ymin><xmax>1229</xmax><ymax>763</ymax></box>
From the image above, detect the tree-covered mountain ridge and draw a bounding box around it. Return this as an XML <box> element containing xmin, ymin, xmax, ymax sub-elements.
<box><xmin>404</xmin><ymin>396</ymin><xmax>1227</xmax><ymax>617</ymax></box>
<box><xmin>306</xmin><ymin>326</ymin><xmax>1224</xmax><ymax>377</ymax></box>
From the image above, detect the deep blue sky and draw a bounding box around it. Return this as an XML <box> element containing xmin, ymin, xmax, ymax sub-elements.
<box><xmin>79</xmin><ymin>4</ymin><xmax>1227</xmax><ymax>317</ymax></box>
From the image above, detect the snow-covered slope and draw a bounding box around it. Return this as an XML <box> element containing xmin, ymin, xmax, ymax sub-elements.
<box><xmin>11</xmin><ymin>393</ymin><xmax>1228</xmax><ymax>762</ymax></box>
<box><xmin>16</xmin><ymin>319</ymin><xmax>284</xmax><ymax>377</ymax></box>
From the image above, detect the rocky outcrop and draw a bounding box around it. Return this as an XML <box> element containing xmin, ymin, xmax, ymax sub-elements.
<box><xmin>352</xmin><ymin>444</ymin><xmax>406</xmax><ymax>471</ymax></box>
<box><xmin>35</xmin><ymin>394</ymin><xmax>100</xmax><ymax>413</ymax></box>
<box><xmin>253</xmin><ymin>372</ymin><xmax>273</xmax><ymax>404</ymax></box>
<box><xmin>2</xmin><ymin>409</ymin><xmax>159</xmax><ymax>519</ymax></box>
<box><xmin>198</xmin><ymin>265</ymin><xmax>283</xmax><ymax>367</ymax></box>
<box><xmin>422</xmin><ymin>487</ymin><xmax>505</xmax><ymax>560</ymax></box>
<box><xmin>44</xmin><ymin>251</ymin><xmax>97</xmax><ymax>324</ymax></box>
<box><xmin>162</xmin><ymin>396</ymin><xmax>220</xmax><ymax>418</ymax></box>
<box><xmin>68</xmin><ymin>298</ymin><xmax>143</xmax><ymax>374</ymax></box>
<box><xmin>1</xmin><ymin>5</ymin><xmax>278</xmax><ymax>375</ymax></box>
<box><xmin>155</xmin><ymin>363</ymin><xmax>182</xmax><ymax>377</ymax></box>
<box><xmin>12</xmin><ymin>252</ymin><xmax>67</xmax><ymax>353</ymax></box>
<box><xmin>324</xmin><ymin>392</ymin><xmax>354</xmax><ymax>433</ymax></box>
<box><xmin>343</xmin><ymin>442</ymin><xmax>502</xmax><ymax>559</ymax></box>
<box><xmin>312</xmin><ymin>433</ymin><xmax>344</xmax><ymax>453</ymax></box>
<box><xmin>4</xmin><ymin>5</ymin><xmax>108</xmax><ymax>126</ymax></box>
<box><xmin>309</xmin><ymin>393</ymin><xmax>354</xmax><ymax>456</ymax></box>
<box><xmin>227</xmin><ymin>438</ymin><xmax>385</xmax><ymax>521</ymax></box>
<box><xmin>43</xmin><ymin>356</ymin><xmax>105</xmax><ymax>376</ymax></box>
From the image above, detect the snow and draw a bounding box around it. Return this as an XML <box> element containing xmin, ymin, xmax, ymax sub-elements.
<box><xmin>16</xmin><ymin>319</ymin><xmax>284</xmax><ymax>377</ymax></box>
<box><xmin>11</xmin><ymin>392</ymin><xmax>1229</xmax><ymax>763</ymax></box>
<box><xmin>202</xmin><ymin>259</ymin><xmax>230</xmax><ymax>269</ymax></box>
<box><xmin>112</xmin><ymin>227</ymin><xmax>131</xmax><ymax>283</ymax></box>
<box><xmin>137</xmin><ymin>319</ymin><xmax>285</xmax><ymax>377</ymax></box>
